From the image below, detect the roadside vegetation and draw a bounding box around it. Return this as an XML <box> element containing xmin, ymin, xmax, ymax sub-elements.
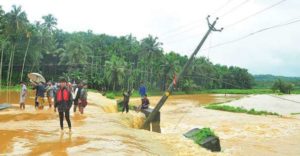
<box><xmin>290</xmin><ymin>112</ymin><xmax>300</xmax><ymax>115</ymax></box>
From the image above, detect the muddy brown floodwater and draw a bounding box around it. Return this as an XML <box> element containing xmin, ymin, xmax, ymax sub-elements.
<box><xmin>0</xmin><ymin>91</ymin><xmax>300</xmax><ymax>156</ymax></box>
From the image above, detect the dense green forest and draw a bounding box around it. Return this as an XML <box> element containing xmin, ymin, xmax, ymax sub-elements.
<box><xmin>0</xmin><ymin>5</ymin><xmax>255</xmax><ymax>91</ymax></box>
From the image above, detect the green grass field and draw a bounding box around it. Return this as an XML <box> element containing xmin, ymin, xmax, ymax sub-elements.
<box><xmin>0</xmin><ymin>86</ymin><xmax>21</xmax><ymax>92</ymax></box>
<box><xmin>291</xmin><ymin>112</ymin><xmax>300</xmax><ymax>115</ymax></box>
<box><xmin>205</xmin><ymin>104</ymin><xmax>279</xmax><ymax>116</ymax></box>
<box><xmin>105</xmin><ymin>88</ymin><xmax>300</xmax><ymax>98</ymax></box>
<box><xmin>186</xmin><ymin>89</ymin><xmax>274</xmax><ymax>94</ymax></box>
<box><xmin>2</xmin><ymin>85</ymin><xmax>300</xmax><ymax>95</ymax></box>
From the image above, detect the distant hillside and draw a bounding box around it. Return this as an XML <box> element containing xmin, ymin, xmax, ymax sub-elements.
<box><xmin>254</xmin><ymin>75</ymin><xmax>300</xmax><ymax>82</ymax></box>
<box><xmin>254</xmin><ymin>74</ymin><xmax>300</xmax><ymax>88</ymax></box>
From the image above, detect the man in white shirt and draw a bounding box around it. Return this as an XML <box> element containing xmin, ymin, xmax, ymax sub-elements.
<box><xmin>20</xmin><ymin>81</ymin><xmax>27</xmax><ymax>109</ymax></box>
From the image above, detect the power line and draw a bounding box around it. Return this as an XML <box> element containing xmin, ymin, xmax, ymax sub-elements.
<box><xmin>207</xmin><ymin>17</ymin><xmax>300</xmax><ymax>50</ymax></box>
<box><xmin>184</xmin><ymin>74</ymin><xmax>243</xmax><ymax>89</ymax></box>
<box><xmin>163</xmin><ymin>32</ymin><xmax>202</xmax><ymax>45</ymax></box>
<box><xmin>225</xmin><ymin>0</ymin><xmax>288</xmax><ymax>28</ymax></box>
<box><xmin>159</xmin><ymin>21</ymin><xmax>202</xmax><ymax>38</ymax></box>
<box><xmin>164</xmin><ymin>0</ymin><xmax>288</xmax><ymax>46</ymax></box>
<box><xmin>159</xmin><ymin>0</ymin><xmax>234</xmax><ymax>39</ymax></box>
<box><xmin>207</xmin><ymin>34</ymin><xmax>213</xmax><ymax>59</ymax></box>
<box><xmin>160</xmin><ymin>23</ymin><xmax>203</xmax><ymax>39</ymax></box>
<box><xmin>162</xmin><ymin>0</ymin><xmax>245</xmax><ymax>40</ymax></box>
<box><xmin>211</xmin><ymin>0</ymin><xmax>234</xmax><ymax>16</ymax></box>
<box><xmin>123</xmin><ymin>63</ymin><xmax>245</xmax><ymax>89</ymax></box>
<box><xmin>219</xmin><ymin>0</ymin><xmax>250</xmax><ymax>17</ymax></box>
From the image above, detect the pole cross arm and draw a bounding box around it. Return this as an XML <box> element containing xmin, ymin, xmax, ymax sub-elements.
<box><xmin>207</xmin><ymin>15</ymin><xmax>224</xmax><ymax>32</ymax></box>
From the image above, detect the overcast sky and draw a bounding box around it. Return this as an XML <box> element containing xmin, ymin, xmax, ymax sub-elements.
<box><xmin>1</xmin><ymin>0</ymin><xmax>300</xmax><ymax>76</ymax></box>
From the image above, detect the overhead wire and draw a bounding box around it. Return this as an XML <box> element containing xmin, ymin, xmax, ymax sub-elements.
<box><xmin>219</xmin><ymin>0</ymin><xmax>250</xmax><ymax>18</ymax></box>
<box><xmin>206</xmin><ymin>17</ymin><xmax>300</xmax><ymax>50</ymax></box>
<box><xmin>163</xmin><ymin>0</ymin><xmax>248</xmax><ymax>41</ymax></box>
<box><xmin>160</xmin><ymin>23</ymin><xmax>203</xmax><ymax>39</ymax></box>
<box><xmin>161</xmin><ymin>0</ymin><xmax>245</xmax><ymax>47</ymax></box>
<box><xmin>159</xmin><ymin>21</ymin><xmax>203</xmax><ymax>39</ymax></box>
<box><xmin>224</xmin><ymin>0</ymin><xmax>288</xmax><ymax>28</ymax></box>
<box><xmin>164</xmin><ymin>0</ymin><xmax>289</xmax><ymax>46</ymax></box>
<box><xmin>211</xmin><ymin>0</ymin><xmax>234</xmax><ymax>16</ymax></box>
<box><xmin>160</xmin><ymin>0</ymin><xmax>287</xmax><ymax>54</ymax></box>
<box><xmin>159</xmin><ymin>0</ymin><xmax>234</xmax><ymax>39</ymax></box>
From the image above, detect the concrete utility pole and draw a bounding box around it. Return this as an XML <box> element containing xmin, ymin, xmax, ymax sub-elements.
<box><xmin>142</xmin><ymin>15</ymin><xmax>223</xmax><ymax>129</ymax></box>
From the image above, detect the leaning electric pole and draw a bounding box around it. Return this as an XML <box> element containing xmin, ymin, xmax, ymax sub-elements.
<box><xmin>142</xmin><ymin>15</ymin><xmax>223</xmax><ymax>129</ymax></box>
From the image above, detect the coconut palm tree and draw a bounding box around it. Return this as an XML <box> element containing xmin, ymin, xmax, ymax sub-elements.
<box><xmin>0</xmin><ymin>6</ymin><xmax>6</xmax><ymax>88</ymax></box>
<box><xmin>4</xmin><ymin>5</ymin><xmax>28</xmax><ymax>85</ymax></box>
<box><xmin>41</xmin><ymin>14</ymin><xmax>57</xmax><ymax>34</ymax></box>
<box><xmin>104</xmin><ymin>55</ymin><xmax>127</xmax><ymax>91</ymax></box>
<box><xmin>140</xmin><ymin>35</ymin><xmax>163</xmax><ymax>83</ymax></box>
<box><xmin>59</xmin><ymin>39</ymin><xmax>91</xmax><ymax>67</ymax></box>
<box><xmin>20</xmin><ymin>31</ymin><xmax>31</xmax><ymax>81</ymax></box>
<box><xmin>0</xmin><ymin>39</ymin><xmax>9</xmax><ymax>89</ymax></box>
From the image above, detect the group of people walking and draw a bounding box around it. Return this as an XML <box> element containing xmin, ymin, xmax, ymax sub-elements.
<box><xmin>19</xmin><ymin>79</ymin><xmax>151</xmax><ymax>132</ymax></box>
<box><xmin>19</xmin><ymin>78</ymin><xmax>88</xmax><ymax>132</ymax></box>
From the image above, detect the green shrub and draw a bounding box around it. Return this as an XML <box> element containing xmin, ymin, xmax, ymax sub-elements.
<box><xmin>106</xmin><ymin>92</ymin><xmax>115</xmax><ymax>99</ymax></box>
<box><xmin>187</xmin><ymin>128</ymin><xmax>216</xmax><ymax>144</ymax></box>
<box><xmin>116</xmin><ymin>100</ymin><xmax>136</xmax><ymax>112</ymax></box>
<box><xmin>272</xmin><ymin>79</ymin><xmax>294</xmax><ymax>94</ymax></box>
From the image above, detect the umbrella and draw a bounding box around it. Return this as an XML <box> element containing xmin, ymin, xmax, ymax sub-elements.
<box><xmin>27</xmin><ymin>73</ymin><xmax>46</xmax><ymax>84</ymax></box>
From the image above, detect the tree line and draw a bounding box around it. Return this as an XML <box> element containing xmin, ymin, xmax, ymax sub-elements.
<box><xmin>0</xmin><ymin>5</ymin><xmax>254</xmax><ymax>91</ymax></box>
<box><xmin>254</xmin><ymin>74</ymin><xmax>300</xmax><ymax>89</ymax></box>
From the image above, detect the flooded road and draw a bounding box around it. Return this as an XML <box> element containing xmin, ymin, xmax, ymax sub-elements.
<box><xmin>0</xmin><ymin>91</ymin><xmax>300</xmax><ymax>155</ymax></box>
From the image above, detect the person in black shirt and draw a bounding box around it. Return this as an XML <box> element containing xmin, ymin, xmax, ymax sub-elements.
<box><xmin>122</xmin><ymin>90</ymin><xmax>132</xmax><ymax>113</ymax></box>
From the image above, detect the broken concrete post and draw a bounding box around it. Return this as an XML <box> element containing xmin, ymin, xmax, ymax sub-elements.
<box><xmin>141</xmin><ymin>108</ymin><xmax>161</xmax><ymax>133</ymax></box>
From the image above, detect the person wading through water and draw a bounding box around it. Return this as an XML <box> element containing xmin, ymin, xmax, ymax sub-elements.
<box><xmin>78</xmin><ymin>82</ymin><xmax>88</xmax><ymax>114</ymax></box>
<box><xmin>32</xmin><ymin>82</ymin><xmax>45</xmax><ymax>109</ymax></box>
<box><xmin>37</xmin><ymin>82</ymin><xmax>46</xmax><ymax>109</ymax></box>
<box><xmin>73</xmin><ymin>82</ymin><xmax>82</xmax><ymax>113</ymax></box>
<box><xmin>122</xmin><ymin>89</ymin><xmax>133</xmax><ymax>113</ymax></box>
<box><xmin>54</xmin><ymin>78</ymin><xmax>73</xmax><ymax>132</ymax></box>
<box><xmin>46</xmin><ymin>81</ymin><xmax>54</xmax><ymax>108</ymax></box>
<box><xmin>19</xmin><ymin>81</ymin><xmax>27</xmax><ymax>109</ymax></box>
